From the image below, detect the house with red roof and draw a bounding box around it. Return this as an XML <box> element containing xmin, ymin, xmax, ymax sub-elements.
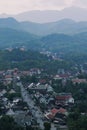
<box><xmin>51</xmin><ymin>108</ymin><xmax>59</xmax><ymax>116</ymax></box>
<box><xmin>55</xmin><ymin>93</ymin><xmax>74</xmax><ymax>105</ymax></box>
<box><xmin>44</xmin><ymin>107</ymin><xmax>68</xmax><ymax>120</ymax></box>
<box><xmin>72</xmin><ymin>78</ymin><xmax>87</xmax><ymax>84</ymax></box>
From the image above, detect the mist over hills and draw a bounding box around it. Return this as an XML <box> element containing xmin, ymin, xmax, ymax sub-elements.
<box><xmin>21</xmin><ymin>19</ymin><xmax>87</xmax><ymax>35</ymax></box>
<box><xmin>0</xmin><ymin>17</ymin><xmax>21</xmax><ymax>30</ymax></box>
<box><xmin>15</xmin><ymin>6</ymin><xmax>87</xmax><ymax>23</ymax></box>
<box><xmin>0</xmin><ymin>6</ymin><xmax>87</xmax><ymax>36</ymax></box>
<box><xmin>0</xmin><ymin>6</ymin><xmax>87</xmax><ymax>23</ymax></box>
<box><xmin>0</xmin><ymin>17</ymin><xmax>87</xmax><ymax>54</ymax></box>
<box><xmin>1</xmin><ymin>17</ymin><xmax>87</xmax><ymax>36</ymax></box>
<box><xmin>0</xmin><ymin>28</ymin><xmax>38</xmax><ymax>48</ymax></box>
<box><xmin>0</xmin><ymin>2</ymin><xmax>87</xmax><ymax>96</ymax></box>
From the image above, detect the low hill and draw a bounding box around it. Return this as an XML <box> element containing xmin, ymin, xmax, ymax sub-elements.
<box><xmin>0</xmin><ymin>28</ymin><xmax>87</xmax><ymax>55</ymax></box>
<box><xmin>0</xmin><ymin>17</ymin><xmax>21</xmax><ymax>30</ymax></box>
<box><xmin>1</xmin><ymin>17</ymin><xmax>87</xmax><ymax>36</ymax></box>
<box><xmin>0</xmin><ymin>49</ymin><xmax>71</xmax><ymax>73</ymax></box>
<box><xmin>0</xmin><ymin>28</ymin><xmax>37</xmax><ymax>48</ymax></box>
<box><xmin>41</xmin><ymin>33</ymin><xmax>87</xmax><ymax>53</ymax></box>
<box><xmin>20</xmin><ymin>19</ymin><xmax>87</xmax><ymax>35</ymax></box>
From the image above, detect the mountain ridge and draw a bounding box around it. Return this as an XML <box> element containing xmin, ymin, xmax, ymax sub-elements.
<box><xmin>1</xmin><ymin>17</ymin><xmax>87</xmax><ymax>36</ymax></box>
<box><xmin>0</xmin><ymin>6</ymin><xmax>87</xmax><ymax>23</ymax></box>
<box><xmin>14</xmin><ymin>6</ymin><xmax>87</xmax><ymax>23</ymax></box>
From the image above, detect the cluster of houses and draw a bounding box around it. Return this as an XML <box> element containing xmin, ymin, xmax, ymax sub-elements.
<box><xmin>0</xmin><ymin>69</ymin><xmax>29</xmax><ymax>119</ymax></box>
<box><xmin>25</xmin><ymin>81</ymin><xmax>74</xmax><ymax>125</ymax></box>
<box><xmin>0</xmin><ymin>85</ymin><xmax>28</xmax><ymax>116</ymax></box>
<box><xmin>0</xmin><ymin>67</ymin><xmax>87</xmax><ymax>127</ymax></box>
<box><xmin>0</xmin><ymin>69</ymin><xmax>42</xmax><ymax>128</ymax></box>
<box><xmin>19</xmin><ymin>68</ymin><xmax>41</xmax><ymax>76</ymax></box>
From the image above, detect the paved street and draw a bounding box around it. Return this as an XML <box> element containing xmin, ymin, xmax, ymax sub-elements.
<box><xmin>18</xmin><ymin>82</ymin><xmax>56</xmax><ymax>130</ymax></box>
<box><xmin>19</xmin><ymin>82</ymin><xmax>44</xmax><ymax>129</ymax></box>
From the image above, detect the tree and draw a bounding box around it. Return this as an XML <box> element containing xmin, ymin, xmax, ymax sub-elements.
<box><xmin>44</xmin><ymin>122</ymin><xmax>51</xmax><ymax>130</ymax></box>
<box><xmin>67</xmin><ymin>112</ymin><xmax>87</xmax><ymax>130</ymax></box>
<box><xmin>0</xmin><ymin>115</ymin><xmax>24</xmax><ymax>130</ymax></box>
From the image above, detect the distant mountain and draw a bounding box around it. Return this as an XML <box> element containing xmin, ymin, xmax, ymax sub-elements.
<box><xmin>0</xmin><ymin>13</ymin><xmax>10</xmax><ymax>18</ymax></box>
<box><xmin>0</xmin><ymin>27</ymin><xmax>87</xmax><ymax>55</ymax></box>
<box><xmin>1</xmin><ymin>17</ymin><xmax>87</xmax><ymax>36</ymax></box>
<box><xmin>0</xmin><ymin>28</ymin><xmax>37</xmax><ymax>49</ymax></box>
<box><xmin>1</xmin><ymin>17</ymin><xmax>87</xmax><ymax>54</ymax></box>
<box><xmin>0</xmin><ymin>17</ymin><xmax>21</xmax><ymax>30</ymax></box>
<box><xmin>21</xmin><ymin>19</ymin><xmax>87</xmax><ymax>35</ymax></box>
<box><xmin>0</xmin><ymin>7</ymin><xmax>87</xmax><ymax>23</ymax></box>
<box><xmin>14</xmin><ymin>6</ymin><xmax>87</xmax><ymax>23</ymax></box>
<box><xmin>40</xmin><ymin>33</ymin><xmax>87</xmax><ymax>53</ymax></box>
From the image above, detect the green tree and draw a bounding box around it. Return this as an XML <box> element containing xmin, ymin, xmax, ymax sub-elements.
<box><xmin>67</xmin><ymin>112</ymin><xmax>87</xmax><ymax>130</ymax></box>
<box><xmin>0</xmin><ymin>115</ymin><xmax>24</xmax><ymax>130</ymax></box>
<box><xmin>44</xmin><ymin>122</ymin><xmax>51</xmax><ymax>130</ymax></box>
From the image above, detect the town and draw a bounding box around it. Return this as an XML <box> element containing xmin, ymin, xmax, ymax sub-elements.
<box><xmin>0</xmin><ymin>64</ymin><xmax>87</xmax><ymax>130</ymax></box>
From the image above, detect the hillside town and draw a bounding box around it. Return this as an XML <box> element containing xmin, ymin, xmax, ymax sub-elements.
<box><xmin>0</xmin><ymin>66</ymin><xmax>87</xmax><ymax>130</ymax></box>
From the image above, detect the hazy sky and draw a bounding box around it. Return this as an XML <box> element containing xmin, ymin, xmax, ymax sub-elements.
<box><xmin>0</xmin><ymin>0</ymin><xmax>87</xmax><ymax>14</ymax></box>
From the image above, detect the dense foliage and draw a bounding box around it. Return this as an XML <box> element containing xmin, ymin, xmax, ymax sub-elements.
<box><xmin>0</xmin><ymin>116</ymin><xmax>24</xmax><ymax>130</ymax></box>
<box><xmin>67</xmin><ymin>112</ymin><xmax>87</xmax><ymax>130</ymax></box>
<box><xmin>0</xmin><ymin>49</ymin><xmax>73</xmax><ymax>73</ymax></box>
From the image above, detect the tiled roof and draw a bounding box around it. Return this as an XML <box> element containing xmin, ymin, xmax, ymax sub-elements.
<box><xmin>57</xmin><ymin>108</ymin><xmax>67</xmax><ymax>114</ymax></box>
<box><xmin>51</xmin><ymin>108</ymin><xmax>59</xmax><ymax>115</ymax></box>
<box><xmin>56</xmin><ymin>95</ymin><xmax>72</xmax><ymax>100</ymax></box>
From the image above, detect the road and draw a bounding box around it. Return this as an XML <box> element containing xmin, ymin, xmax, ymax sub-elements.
<box><xmin>18</xmin><ymin>82</ymin><xmax>56</xmax><ymax>130</ymax></box>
